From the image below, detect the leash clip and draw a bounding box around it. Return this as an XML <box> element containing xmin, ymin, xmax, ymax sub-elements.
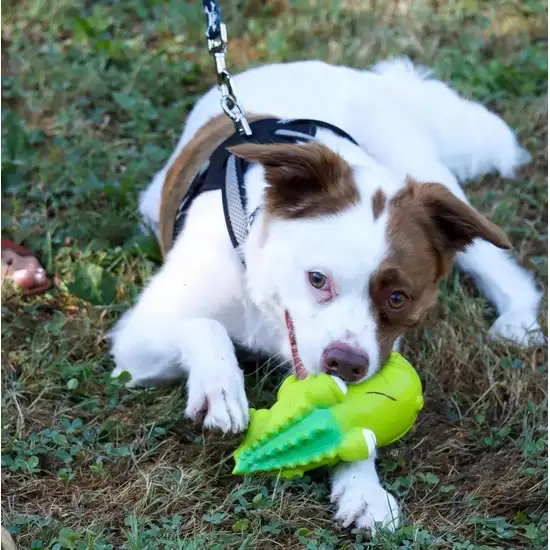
<box><xmin>206</xmin><ymin>21</ymin><xmax>227</xmax><ymax>56</ymax></box>
<box><xmin>204</xmin><ymin>3</ymin><xmax>252</xmax><ymax>136</ymax></box>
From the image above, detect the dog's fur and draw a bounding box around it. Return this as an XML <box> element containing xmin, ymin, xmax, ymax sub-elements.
<box><xmin>109</xmin><ymin>59</ymin><xmax>544</xmax><ymax>531</ymax></box>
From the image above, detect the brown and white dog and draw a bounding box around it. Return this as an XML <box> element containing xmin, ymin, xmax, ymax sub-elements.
<box><xmin>109</xmin><ymin>58</ymin><xmax>544</xmax><ymax>531</ymax></box>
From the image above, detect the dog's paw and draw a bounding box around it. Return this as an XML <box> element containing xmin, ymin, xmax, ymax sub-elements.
<box><xmin>489</xmin><ymin>309</ymin><xmax>546</xmax><ymax>348</ymax></box>
<box><xmin>331</xmin><ymin>465</ymin><xmax>400</xmax><ymax>533</ymax></box>
<box><xmin>185</xmin><ymin>365</ymin><xmax>249</xmax><ymax>434</ymax></box>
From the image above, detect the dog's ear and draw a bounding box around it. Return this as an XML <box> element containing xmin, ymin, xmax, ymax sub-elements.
<box><xmin>390</xmin><ymin>179</ymin><xmax>511</xmax><ymax>280</ymax></box>
<box><xmin>410</xmin><ymin>180</ymin><xmax>512</xmax><ymax>251</ymax></box>
<box><xmin>394</xmin><ymin>178</ymin><xmax>511</xmax><ymax>276</ymax></box>
<box><xmin>229</xmin><ymin>142</ymin><xmax>359</xmax><ymax>219</ymax></box>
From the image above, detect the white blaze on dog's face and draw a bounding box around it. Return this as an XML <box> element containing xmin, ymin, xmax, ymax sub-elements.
<box><xmin>231</xmin><ymin>142</ymin><xmax>511</xmax><ymax>382</ymax></box>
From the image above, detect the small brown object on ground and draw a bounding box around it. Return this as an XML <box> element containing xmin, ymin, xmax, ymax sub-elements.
<box><xmin>1</xmin><ymin>238</ymin><xmax>52</xmax><ymax>296</ymax></box>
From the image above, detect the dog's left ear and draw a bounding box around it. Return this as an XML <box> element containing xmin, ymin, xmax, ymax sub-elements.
<box><xmin>391</xmin><ymin>179</ymin><xmax>512</xmax><ymax>280</ymax></box>
<box><xmin>411</xmin><ymin>181</ymin><xmax>512</xmax><ymax>252</ymax></box>
<box><xmin>229</xmin><ymin>142</ymin><xmax>358</xmax><ymax>219</ymax></box>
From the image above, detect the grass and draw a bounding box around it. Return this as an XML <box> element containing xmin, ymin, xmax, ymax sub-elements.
<box><xmin>1</xmin><ymin>0</ymin><xmax>547</xmax><ymax>548</ymax></box>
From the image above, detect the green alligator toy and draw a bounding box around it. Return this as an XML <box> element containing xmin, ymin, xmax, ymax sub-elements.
<box><xmin>233</xmin><ymin>352</ymin><xmax>423</xmax><ymax>478</ymax></box>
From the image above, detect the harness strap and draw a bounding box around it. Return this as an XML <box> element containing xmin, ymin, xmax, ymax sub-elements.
<box><xmin>173</xmin><ymin>118</ymin><xmax>359</xmax><ymax>265</ymax></box>
<box><xmin>224</xmin><ymin>154</ymin><xmax>249</xmax><ymax>263</ymax></box>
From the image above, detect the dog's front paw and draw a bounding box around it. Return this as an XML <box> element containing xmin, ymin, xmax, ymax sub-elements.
<box><xmin>489</xmin><ymin>309</ymin><xmax>546</xmax><ymax>348</ymax></box>
<box><xmin>331</xmin><ymin>464</ymin><xmax>400</xmax><ymax>533</ymax></box>
<box><xmin>185</xmin><ymin>365</ymin><xmax>249</xmax><ymax>434</ymax></box>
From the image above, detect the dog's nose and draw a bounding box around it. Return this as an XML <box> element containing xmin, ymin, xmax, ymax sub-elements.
<box><xmin>322</xmin><ymin>343</ymin><xmax>369</xmax><ymax>382</ymax></box>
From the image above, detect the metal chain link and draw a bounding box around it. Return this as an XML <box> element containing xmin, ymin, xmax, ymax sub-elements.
<box><xmin>203</xmin><ymin>1</ymin><xmax>252</xmax><ymax>136</ymax></box>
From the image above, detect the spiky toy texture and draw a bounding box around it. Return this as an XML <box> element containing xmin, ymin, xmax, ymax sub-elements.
<box><xmin>233</xmin><ymin>352</ymin><xmax>424</xmax><ymax>478</ymax></box>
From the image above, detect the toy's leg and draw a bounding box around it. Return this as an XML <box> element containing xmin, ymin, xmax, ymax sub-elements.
<box><xmin>330</xmin><ymin>450</ymin><xmax>400</xmax><ymax>532</ymax></box>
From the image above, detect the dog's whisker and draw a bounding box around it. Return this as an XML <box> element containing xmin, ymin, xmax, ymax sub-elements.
<box><xmin>256</xmin><ymin>355</ymin><xmax>289</xmax><ymax>383</ymax></box>
<box><xmin>246</xmin><ymin>352</ymin><xmax>283</xmax><ymax>375</ymax></box>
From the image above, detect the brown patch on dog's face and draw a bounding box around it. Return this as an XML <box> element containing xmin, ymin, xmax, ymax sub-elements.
<box><xmin>371</xmin><ymin>188</ymin><xmax>386</xmax><ymax>219</ymax></box>
<box><xmin>370</xmin><ymin>178</ymin><xmax>512</xmax><ymax>361</ymax></box>
<box><xmin>229</xmin><ymin>142</ymin><xmax>359</xmax><ymax>219</ymax></box>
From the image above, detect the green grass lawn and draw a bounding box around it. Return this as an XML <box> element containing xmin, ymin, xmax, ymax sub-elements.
<box><xmin>1</xmin><ymin>1</ymin><xmax>547</xmax><ymax>548</ymax></box>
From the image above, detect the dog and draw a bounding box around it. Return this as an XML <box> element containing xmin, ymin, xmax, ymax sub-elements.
<box><xmin>109</xmin><ymin>58</ymin><xmax>544</xmax><ymax>531</ymax></box>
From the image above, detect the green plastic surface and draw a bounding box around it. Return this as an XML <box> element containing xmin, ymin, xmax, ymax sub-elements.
<box><xmin>233</xmin><ymin>352</ymin><xmax>424</xmax><ymax>478</ymax></box>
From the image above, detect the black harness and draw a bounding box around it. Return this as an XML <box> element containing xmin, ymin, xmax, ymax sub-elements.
<box><xmin>173</xmin><ymin>118</ymin><xmax>358</xmax><ymax>265</ymax></box>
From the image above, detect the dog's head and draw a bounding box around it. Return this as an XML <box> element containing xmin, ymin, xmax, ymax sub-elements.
<box><xmin>231</xmin><ymin>141</ymin><xmax>511</xmax><ymax>382</ymax></box>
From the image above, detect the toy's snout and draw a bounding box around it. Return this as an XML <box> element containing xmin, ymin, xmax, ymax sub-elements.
<box><xmin>322</xmin><ymin>342</ymin><xmax>369</xmax><ymax>382</ymax></box>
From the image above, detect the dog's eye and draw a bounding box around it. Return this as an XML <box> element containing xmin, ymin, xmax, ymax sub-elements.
<box><xmin>387</xmin><ymin>291</ymin><xmax>407</xmax><ymax>310</ymax></box>
<box><xmin>308</xmin><ymin>271</ymin><xmax>327</xmax><ymax>289</ymax></box>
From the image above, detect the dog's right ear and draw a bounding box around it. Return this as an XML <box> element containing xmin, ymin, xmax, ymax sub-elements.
<box><xmin>229</xmin><ymin>142</ymin><xmax>359</xmax><ymax>219</ymax></box>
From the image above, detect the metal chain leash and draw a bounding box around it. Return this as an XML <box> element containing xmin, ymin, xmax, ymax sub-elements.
<box><xmin>202</xmin><ymin>0</ymin><xmax>252</xmax><ymax>136</ymax></box>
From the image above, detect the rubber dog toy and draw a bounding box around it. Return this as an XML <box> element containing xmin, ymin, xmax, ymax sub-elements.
<box><xmin>233</xmin><ymin>352</ymin><xmax>423</xmax><ymax>478</ymax></box>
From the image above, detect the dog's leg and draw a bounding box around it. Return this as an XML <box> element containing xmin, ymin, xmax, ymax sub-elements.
<box><xmin>110</xmin><ymin>282</ymin><xmax>249</xmax><ymax>433</ymax></box>
<box><xmin>110</xmin><ymin>193</ymin><xmax>250</xmax><ymax>433</ymax></box>
<box><xmin>180</xmin><ymin>317</ymin><xmax>249</xmax><ymax>433</ymax></box>
<box><xmin>421</xmin><ymin>164</ymin><xmax>544</xmax><ymax>347</ymax></box>
<box><xmin>111</xmin><ymin>313</ymin><xmax>249</xmax><ymax>434</ymax></box>
<box><xmin>331</xmin><ymin>448</ymin><xmax>400</xmax><ymax>532</ymax></box>
<box><xmin>455</xmin><ymin>239</ymin><xmax>545</xmax><ymax>347</ymax></box>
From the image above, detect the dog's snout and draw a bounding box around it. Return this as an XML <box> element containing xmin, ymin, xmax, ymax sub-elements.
<box><xmin>323</xmin><ymin>343</ymin><xmax>369</xmax><ymax>382</ymax></box>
